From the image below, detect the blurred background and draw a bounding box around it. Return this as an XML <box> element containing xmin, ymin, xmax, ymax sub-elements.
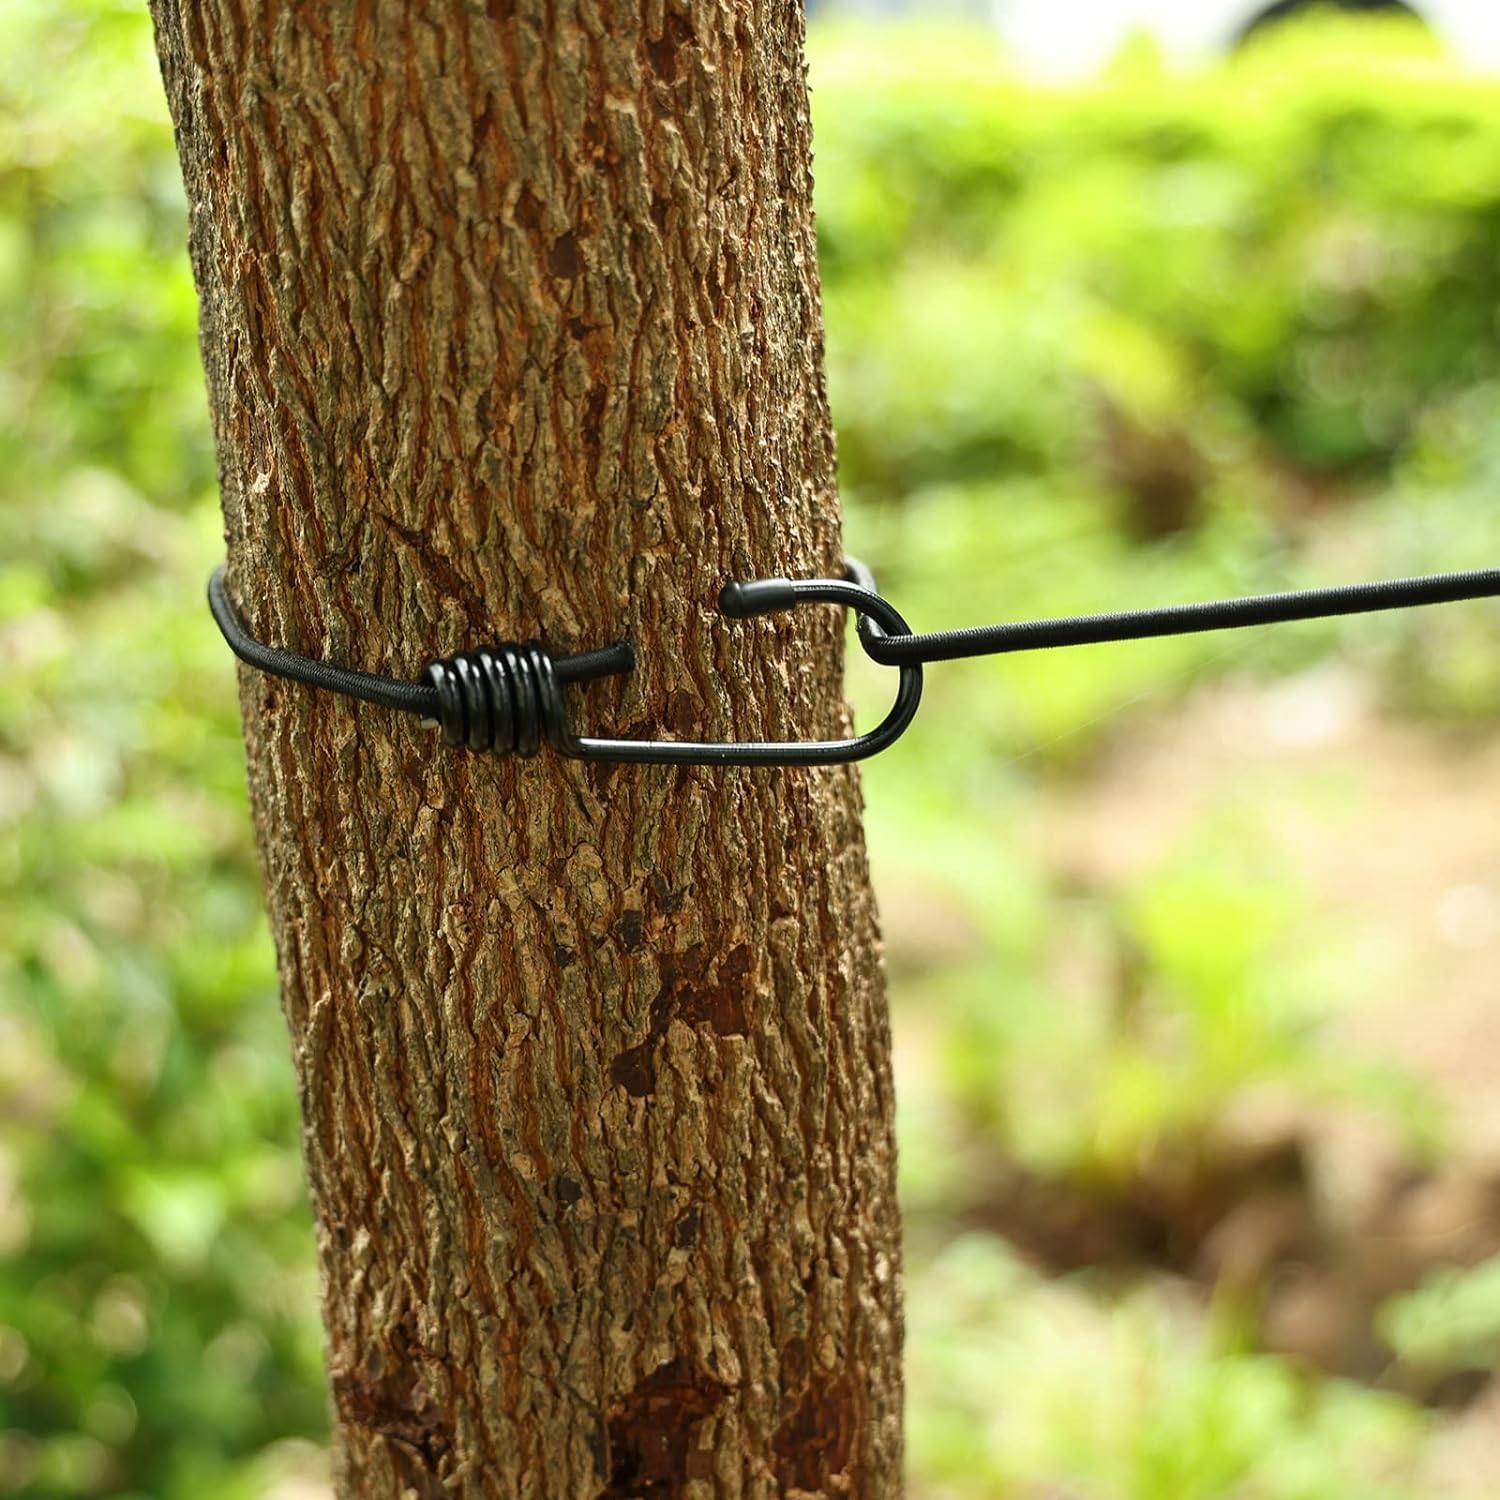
<box><xmin>5</xmin><ymin>1</ymin><xmax>1500</xmax><ymax>1495</ymax></box>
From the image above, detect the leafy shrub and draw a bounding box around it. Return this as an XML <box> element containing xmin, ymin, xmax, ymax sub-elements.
<box><xmin>1381</xmin><ymin>1256</ymin><xmax>1500</xmax><ymax>1376</ymax></box>
<box><xmin>909</xmin><ymin>1235</ymin><xmax>1428</xmax><ymax>1500</ymax></box>
<box><xmin>814</xmin><ymin>18</ymin><xmax>1500</xmax><ymax>499</ymax></box>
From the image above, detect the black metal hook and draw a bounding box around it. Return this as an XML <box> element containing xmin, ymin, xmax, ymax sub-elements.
<box><xmin>543</xmin><ymin>564</ymin><xmax>923</xmax><ymax>766</ymax></box>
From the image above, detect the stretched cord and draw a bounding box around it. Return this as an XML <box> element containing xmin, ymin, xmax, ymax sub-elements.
<box><xmin>209</xmin><ymin>556</ymin><xmax>1498</xmax><ymax>765</ymax></box>
<box><xmin>853</xmin><ymin>565</ymin><xmax>1500</xmax><ymax>666</ymax></box>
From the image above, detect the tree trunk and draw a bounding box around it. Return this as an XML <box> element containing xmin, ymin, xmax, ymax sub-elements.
<box><xmin>149</xmin><ymin>3</ymin><xmax>902</xmax><ymax>1495</ymax></box>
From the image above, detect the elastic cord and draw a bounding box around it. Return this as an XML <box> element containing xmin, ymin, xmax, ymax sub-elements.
<box><xmin>855</xmin><ymin>566</ymin><xmax>1500</xmax><ymax>666</ymax></box>
<box><xmin>207</xmin><ymin>566</ymin><xmax>634</xmax><ymax>718</ymax></box>
<box><xmin>209</xmin><ymin>555</ymin><xmax>1499</xmax><ymax>767</ymax></box>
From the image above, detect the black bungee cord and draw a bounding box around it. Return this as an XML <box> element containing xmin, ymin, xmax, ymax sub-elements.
<box><xmin>208</xmin><ymin>556</ymin><xmax>1500</xmax><ymax>767</ymax></box>
<box><xmin>851</xmin><ymin>565</ymin><xmax>1500</xmax><ymax>666</ymax></box>
<box><xmin>207</xmin><ymin>559</ymin><xmax>922</xmax><ymax>766</ymax></box>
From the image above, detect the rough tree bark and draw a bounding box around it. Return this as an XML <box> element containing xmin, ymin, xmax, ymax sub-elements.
<box><xmin>150</xmin><ymin>2</ymin><xmax>902</xmax><ymax>1495</ymax></box>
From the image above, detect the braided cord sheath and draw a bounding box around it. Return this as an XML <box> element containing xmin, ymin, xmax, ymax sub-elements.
<box><xmin>857</xmin><ymin>566</ymin><xmax>1500</xmax><ymax>667</ymax></box>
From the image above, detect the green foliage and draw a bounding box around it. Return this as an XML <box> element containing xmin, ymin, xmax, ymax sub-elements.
<box><xmin>910</xmin><ymin>1235</ymin><xmax>1428</xmax><ymax>1500</ymax></box>
<box><xmin>0</xmin><ymin>5</ymin><xmax>326</xmax><ymax>1496</ymax></box>
<box><xmin>815</xmin><ymin>18</ymin><xmax>1500</xmax><ymax>493</ymax></box>
<box><xmin>1381</xmin><ymin>1257</ymin><xmax>1500</xmax><ymax>1376</ymax></box>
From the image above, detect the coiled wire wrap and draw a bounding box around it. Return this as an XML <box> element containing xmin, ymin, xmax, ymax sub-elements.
<box><xmin>207</xmin><ymin>565</ymin><xmax>633</xmax><ymax>754</ymax></box>
<box><xmin>424</xmin><ymin>643</ymin><xmax>561</xmax><ymax>757</ymax></box>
